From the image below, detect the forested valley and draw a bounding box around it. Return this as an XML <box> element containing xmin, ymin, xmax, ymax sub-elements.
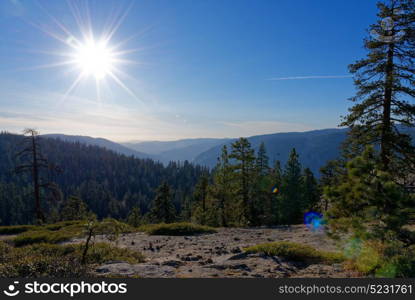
<box><xmin>0</xmin><ymin>131</ymin><xmax>320</xmax><ymax>228</ymax></box>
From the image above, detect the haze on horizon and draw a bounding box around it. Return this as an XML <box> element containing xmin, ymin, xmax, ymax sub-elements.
<box><xmin>0</xmin><ymin>0</ymin><xmax>378</xmax><ymax>142</ymax></box>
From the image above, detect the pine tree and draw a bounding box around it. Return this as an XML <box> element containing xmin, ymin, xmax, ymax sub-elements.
<box><xmin>210</xmin><ymin>145</ymin><xmax>234</xmax><ymax>226</ymax></box>
<box><xmin>230</xmin><ymin>138</ymin><xmax>256</xmax><ymax>225</ymax></box>
<box><xmin>280</xmin><ymin>148</ymin><xmax>304</xmax><ymax>224</ymax></box>
<box><xmin>272</xmin><ymin>160</ymin><xmax>283</xmax><ymax>224</ymax></box>
<box><xmin>319</xmin><ymin>160</ymin><xmax>345</xmax><ymax>211</ymax></box>
<box><xmin>61</xmin><ymin>195</ymin><xmax>89</xmax><ymax>221</ymax></box>
<box><xmin>342</xmin><ymin>0</ymin><xmax>415</xmax><ymax>174</ymax></box>
<box><xmin>192</xmin><ymin>175</ymin><xmax>209</xmax><ymax>225</ymax></box>
<box><xmin>254</xmin><ymin>143</ymin><xmax>273</xmax><ymax>225</ymax></box>
<box><xmin>256</xmin><ymin>142</ymin><xmax>270</xmax><ymax>175</ymax></box>
<box><xmin>126</xmin><ymin>205</ymin><xmax>142</xmax><ymax>227</ymax></box>
<box><xmin>150</xmin><ymin>182</ymin><xmax>176</xmax><ymax>223</ymax></box>
<box><xmin>325</xmin><ymin>146</ymin><xmax>415</xmax><ymax>242</ymax></box>
<box><xmin>302</xmin><ymin>168</ymin><xmax>320</xmax><ymax>211</ymax></box>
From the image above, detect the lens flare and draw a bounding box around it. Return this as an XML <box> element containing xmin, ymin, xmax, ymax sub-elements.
<box><xmin>343</xmin><ymin>237</ymin><xmax>363</xmax><ymax>259</ymax></box>
<box><xmin>304</xmin><ymin>211</ymin><xmax>324</xmax><ymax>231</ymax></box>
<box><xmin>272</xmin><ymin>186</ymin><xmax>279</xmax><ymax>194</ymax></box>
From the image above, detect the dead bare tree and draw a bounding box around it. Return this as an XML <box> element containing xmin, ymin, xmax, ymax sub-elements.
<box><xmin>15</xmin><ymin>129</ymin><xmax>60</xmax><ymax>223</ymax></box>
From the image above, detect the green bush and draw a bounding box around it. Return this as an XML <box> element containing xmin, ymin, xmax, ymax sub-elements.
<box><xmin>138</xmin><ymin>222</ymin><xmax>217</xmax><ymax>235</ymax></box>
<box><xmin>43</xmin><ymin>220</ymin><xmax>85</xmax><ymax>231</ymax></box>
<box><xmin>81</xmin><ymin>243</ymin><xmax>144</xmax><ymax>264</ymax></box>
<box><xmin>13</xmin><ymin>229</ymin><xmax>82</xmax><ymax>247</ymax></box>
<box><xmin>11</xmin><ymin>219</ymin><xmax>135</xmax><ymax>247</ymax></box>
<box><xmin>0</xmin><ymin>242</ymin><xmax>85</xmax><ymax>277</ymax></box>
<box><xmin>374</xmin><ymin>245</ymin><xmax>415</xmax><ymax>278</ymax></box>
<box><xmin>0</xmin><ymin>241</ymin><xmax>144</xmax><ymax>277</ymax></box>
<box><xmin>99</xmin><ymin>218</ymin><xmax>137</xmax><ymax>234</ymax></box>
<box><xmin>244</xmin><ymin>241</ymin><xmax>344</xmax><ymax>264</ymax></box>
<box><xmin>0</xmin><ymin>225</ymin><xmax>37</xmax><ymax>235</ymax></box>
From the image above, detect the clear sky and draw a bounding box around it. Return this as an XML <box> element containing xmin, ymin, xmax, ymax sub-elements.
<box><xmin>0</xmin><ymin>0</ymin><xmax>379</xmax><ymax>141</ymax></box>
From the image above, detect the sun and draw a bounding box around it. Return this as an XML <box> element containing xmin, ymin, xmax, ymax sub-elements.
<box><xmin>73</xmin><ymin>39</ymin><xmax>115</xmax><ymax>80</ymax></box>
<box><xmin>25</xmin><ymin>1</ymin><xmax>140</xmax><ymax>101</ymax></box>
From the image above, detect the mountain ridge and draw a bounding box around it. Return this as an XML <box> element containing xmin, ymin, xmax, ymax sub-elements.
<box><xmin>42</xmin><ymin>134</ymin><xmax>155</xmax><ymax>160</ymax></box>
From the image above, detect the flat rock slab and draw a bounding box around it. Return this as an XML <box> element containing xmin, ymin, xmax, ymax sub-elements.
<box><xmin>96</xmin><ymin>263</ymin><xmax>176</xmax><ymax>278</ymax></box>
<box><xmin>80</xmin><ymin>225</ymin><xmax>361</xmax><ymax>278</ymax></box>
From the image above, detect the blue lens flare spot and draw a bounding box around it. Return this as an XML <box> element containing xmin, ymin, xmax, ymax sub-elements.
<box><xmin>304</xmin><ymin>211</ymin><xmax>324</xmax><ymax>231</ymax></box>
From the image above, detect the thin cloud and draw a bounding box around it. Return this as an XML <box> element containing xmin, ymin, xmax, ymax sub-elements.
<box><xmin>268</xmin><ymin>75</ymin><xmax>353</xmax><ymax>81</ymax></box>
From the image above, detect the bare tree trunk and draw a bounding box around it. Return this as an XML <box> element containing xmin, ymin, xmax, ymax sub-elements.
<box><xmin>381</xmin><ymin>41</ymin><xmax>394</xmax><ymax>171</ymax></box>
<box><xmin>30</xmin><ymin>132</ymin><xmax>43</xmax><ymax>223</ymax></box>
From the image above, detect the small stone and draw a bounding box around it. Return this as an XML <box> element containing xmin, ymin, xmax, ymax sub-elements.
<box><xmin>231</xmin><ymin>247</ymin><xmax>241</xmax><ymax>254</ymax></box>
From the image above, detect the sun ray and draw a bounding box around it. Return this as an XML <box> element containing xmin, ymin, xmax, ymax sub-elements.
<box><xmin>61</xmin><ymin>73</ymin><xmax>85</xmax><ymax>102</ymax></box>
<box><xmin>107</xmin><ymin>70</ymin><xmax>141</xmax><ymax>102</ymax></box>
<box><xmin>102</xmin><ymin>1</ymin><xmax>135</xmax><ymax>45</ymax></box>
<box><xmin>12</xmin><ymin>61</ymin><xmax>76</xmax><ymax>72</ymax></box>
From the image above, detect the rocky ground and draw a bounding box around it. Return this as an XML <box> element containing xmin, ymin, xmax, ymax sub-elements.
<box><xmin>71</xmin><ymin>225</ymin><xmax>361</xmax><ymax>278</ymax></box>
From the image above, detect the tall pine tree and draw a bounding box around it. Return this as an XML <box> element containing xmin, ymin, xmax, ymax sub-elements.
<box><xmin>211</xmin><ymin>145</ymin><xmax>234</xmax><ymax>226</ymax></box>
<box><xmin>150</xmin><ymin>182</ymin><xmax>176</xmax><ymax>223</ymax></box>
<box><xmin>341</xmin><ymin>0</ymin><xmax>415</xmax><ymax>174</ymax></box>
<box><xmin>280</xmin><ymin>148</ymin><xmax>303</xmax><ymax>224</ymax></box>
<box><xmin>230</xmin><ymin>138</ymin><xmax>256</xmax><ymax>225</ymax></box>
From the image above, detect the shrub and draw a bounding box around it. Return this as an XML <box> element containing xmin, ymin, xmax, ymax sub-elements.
<box><xmin>99</xmin><ymin>218</ymin><xmax>137</xmax><ymax>234</ymax></box>
<box><xmin>11</xmin><ymin>219</ymin><xmax>135</xmax><ymax>247</ymax></box>
<box><xmin>0</xmin><ymin>242</ymin><xmax>85</xmax><ymax>277</ymax></box>
<box><xmin>43</xmin><ymin>220</ymin><xmax>85</xmax><ymax>231</ymax></box>
<box><xmin>244</xmin><ymin>241</ymin><xmax>344</xmax><ymax>264</ymax></box>
<box><xmin>0</xmin><ymin>225</ymin><xmax>37</xmax><ymax>235</ymax></box>
<box><xmin>13</xmin><ymin>230</ymin><xmax>80</xmax><ymax>247</ymax></box>
<box><xmin>81</xmin><ymin>243</ymin><xmax>144</xmax><ymax>264</ymax></box>
<box><xmin>0</xmin><ymin>242</ymin><xmax>144</xmax><ymax>277</ymax></box>
<box><xmin>138</xmin><ymin>222</ymin><xmax>217</xmax><ymax>235</ymax></box>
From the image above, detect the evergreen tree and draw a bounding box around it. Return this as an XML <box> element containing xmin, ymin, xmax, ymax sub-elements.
<box><xmin>210</xmin><ymin>145</ymin><xmax>234</xmax><ymax>226</ymax></box>
<box><xmin>302</xmin><ymin>168</ymin><xmax>320</xmax><ymax>210</ymax></box>
<box><xmin>150</xmin><ymin>182</ymin><xmax>176</xmax><ymax>223</ymax></box>
<box><xmin>280</xmin><ymin>148</ymin><xmax>304</xmax><ymax>224</ymax></box>
<box><xmin>341</xmin><ymin>0</ymin><xmax>415</xmax><ymax>174</ymax></box>
<box><xmin>180</xmin><ymin>195</ymin><xmax>192</xmax><ymax>222</ymax></box>
<box><xmin>325</xmin><ymin>146</ymin><xmax>415</xmax><ymax>243</ymax></box>
<box><xmin>271</xmin><ymin>160</ymin><xmax>283</xmax><ymax>224</ymax></box>
<box><xmin>253</xmin><ymin>143</ymin><xmax>273</xmax><ymax>225</ymax></box>
<box><xmin>192</xmin><ymin>175</ymin><xmax>209</xmax><ymax>225</ymax></box>
<box><xmin>126</xmin><ymin>205</ymin><xmax>142</xmax><ymax>227</ymax></box>
<box><xmin>319</xmin><ymin>160</ymin><xmax>345</xmax><ymax>211</ymax></box>
<box><xmin>61</xmin><ymin>195</ymin><xmax>89</xmax><ymax>221</ymax></box>
<box><xmin>256</xmin><ymin>142</ymin><xmax>270</xmax><ymax>175</ymax></box>
<box><xmin>230</xmin><ymin>138</ymin><xmax>256</xmax><ymax>225</ymax></box>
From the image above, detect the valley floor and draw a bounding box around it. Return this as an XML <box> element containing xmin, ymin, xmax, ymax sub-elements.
<box><xmin>70</xmin><ymin>225</ymin><xmax>361</xmax><ymax>278</ymax></box>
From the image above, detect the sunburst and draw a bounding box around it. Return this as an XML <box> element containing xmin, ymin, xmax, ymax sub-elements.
<box><xmin>25</xmin><ymin>1</ymin><xmax>140</xmax><ymax>102</ymax></box>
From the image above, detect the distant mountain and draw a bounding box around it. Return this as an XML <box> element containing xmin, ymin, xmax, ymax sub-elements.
<box><xmin>194</xmin><ymin>127</ymin><xmax>415</xmax><ymax>176</ymax></box>
<box><xmin>194</xmin><ymin>129</ymin><xmax>349</xmax><ymax>176</ymax></box>
<box><xmin>42</xmin><ymin>134</ymin><xmax>154</xmax><ymax>160</ymax></box>
<box><xmin>123</xmin><ymin>138</ymin><xmax>230</xmax><ymax>164</ymax></box>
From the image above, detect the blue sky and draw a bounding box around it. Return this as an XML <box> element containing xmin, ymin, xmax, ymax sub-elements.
<box><xmin>0</xmin><ymin>0</ymin><xmax>378</xmax><ymax>141</ymax></box>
